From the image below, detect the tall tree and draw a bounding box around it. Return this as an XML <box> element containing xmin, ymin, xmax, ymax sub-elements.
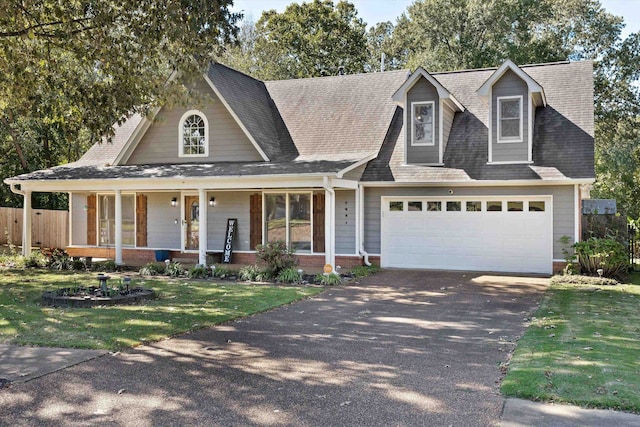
<box><xmin>247</xmin><ymin>0</ymin><xmax>368</xmax><ymax>79</ymax></box>
<box><xmin>0</xmin><ymin>0</ymin><xmax>241</xmax><ymax>208</ymax></box>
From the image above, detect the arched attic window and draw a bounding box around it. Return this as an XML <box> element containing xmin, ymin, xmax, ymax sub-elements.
<box><xmin>179</xmin><ymin>110</ymin><xmax>209</xmax><ymax>157</ymax></box>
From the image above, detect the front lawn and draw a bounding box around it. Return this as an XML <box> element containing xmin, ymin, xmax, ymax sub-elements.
<box><xmin>0</xmin><ymin>269</ymin><xmax>322</xmax><ymax>351</ymax></box>
<box><xmin>502</xmin><ymin>272</ymin><xmax>640</xmax><ymax>412</ymax></box>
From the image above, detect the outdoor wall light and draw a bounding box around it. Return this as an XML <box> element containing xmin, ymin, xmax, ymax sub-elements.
<box><xmin>209</xmin><ymin>196</ymin><xmax>216</xmax><ymax>207</ymax></box>
<box><xmin>171</xmin><ymin>197</ymin><xmax>177</xmax><ymax>207</ymax></box>
<box><xmin>83</xmin><ymin>204</ymin><xmax>88</xmax><ymax>211</ymax></box>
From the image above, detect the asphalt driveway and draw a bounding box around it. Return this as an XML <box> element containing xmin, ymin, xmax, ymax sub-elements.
<box><xmin>0</xmin><ymin>270</ymin><xmax>548</xmax><ymax>426</ymax></box>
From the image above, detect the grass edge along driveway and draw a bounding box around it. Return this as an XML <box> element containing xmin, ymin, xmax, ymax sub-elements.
<box><xmin>502</xmin><ymin>272</ymin><xmax>640</xmax><ymax>413</ymax></box>
<box><xmin>0</xmin><ymin>269</ymin><xmax>323</xmax><ymax>351</ymax></box>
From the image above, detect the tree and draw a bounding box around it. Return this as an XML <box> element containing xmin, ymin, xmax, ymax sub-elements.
<box><xmin>247</xmin><ymin>0</ymin><xmax>368</xmax><ymax>80</ymax></box>
<box><xmin>0</xmin><ymin>1</ymin><xmax>241</xmax><ymax>208</ymax></box>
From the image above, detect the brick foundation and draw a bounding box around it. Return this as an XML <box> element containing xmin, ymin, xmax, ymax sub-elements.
<box><xmin>65</xmin><ymin>247</ymin><xmax>375</xmax><ymax>269</ymax></box>
<box><xmin>553</xmin><ymin>261</ymin><xmax>567</xmax><ymax>274</ymax></box>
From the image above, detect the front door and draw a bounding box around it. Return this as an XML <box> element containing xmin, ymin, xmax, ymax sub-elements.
<box><xmin>185</xmin><ymin>196</ymin><xmax>199</xmax><ymax>250</ymax></box>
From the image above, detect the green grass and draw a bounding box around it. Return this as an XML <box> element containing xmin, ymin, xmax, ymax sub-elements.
<box><xmin>502</xmin><ymin>271</ymin><xmax>640</xmax><ymax>412</ymax></box>
<box><xmin>0</xmin><ymin>269</ymin><xmax>322</xmax><ymax>351</ymax></box>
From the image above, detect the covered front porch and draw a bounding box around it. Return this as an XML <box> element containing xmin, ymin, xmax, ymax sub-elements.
<box><xmin>9</xmin><ymin>171</ymin><xmax>370</xmax><ymax>272</ymax></box>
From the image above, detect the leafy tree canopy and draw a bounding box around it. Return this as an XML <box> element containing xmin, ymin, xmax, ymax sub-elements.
<box><xmin>0</xmin><ymin>0</ymin><xmax>241</xmax><ymax>208</ymax></box>
<box><xmin>224</xmin><ymin>0</ymin><xmax>367</xmax><ymax>80</ymax></box>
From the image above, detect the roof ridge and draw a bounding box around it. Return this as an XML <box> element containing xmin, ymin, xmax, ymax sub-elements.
<box><xmin>264</xmin><ymin>68</ymin><xmax>410</xmax><ymax>83</ymax></box>
<box><xmin>211</xmin><ymin>61</ymin><xmax>266</xmax><ymax>84</ymax></box>
<box><xmin>431</xmin><ymin>60</ymin><xmax>573</xmax><ymax>76</ymax></box>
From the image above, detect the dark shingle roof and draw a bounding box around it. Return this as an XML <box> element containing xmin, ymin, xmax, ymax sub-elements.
<box><xmin>266</xmin><ymin>69</ymin><xmax>410</xmax><ymax>161</ymax></box>
<box><xmin>362</xmin><ymin>61</ymin><xmax>594</xmax><ymax>182</ymax></box>
<box><xmin>8</xmin><ymin>160</ymin><xmax>356</xmax><ymax>182</ymax></box>
<box><xmin>207</xmin><ymin>63</ymin><xmax>298</xmax><ymax>161</ymax></box>
<box><xmin>74</xmin><ymin>114</ymin><xmax>144</xmax><ymax>167</ymax></box>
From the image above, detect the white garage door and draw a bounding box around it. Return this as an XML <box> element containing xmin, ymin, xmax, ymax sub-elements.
<box><xmin>381</xmin><ymin>196</ymin><xmax>553</xmax><ymax>274</ymax></box>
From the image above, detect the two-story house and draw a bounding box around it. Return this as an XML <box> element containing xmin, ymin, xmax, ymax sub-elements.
<box><xmin>5</xmin><ymin>59</ymin><xmax>594</xmax><ymax>274</ymax></box>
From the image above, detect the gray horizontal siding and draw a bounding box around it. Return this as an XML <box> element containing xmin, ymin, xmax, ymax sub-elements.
<box><xmin>70</xmin><ymin>193</ymin><xmax>87</xmax><ymax>246</ymax></box>
<box><xmin>146</xmin><ymin>192</ymin><xmax>182</xmax><ymax>249</ymax></box>
<box><xmin>407</xmin><ymin>77</ymin><xmax>440</xmax><ymax>164</ymax></box>
<box><xmin>335</xmin><ymin>190</ymin><xmax>356</xmax><ymax>254</ymax></box>
<box><xmin>492</xmin><ymin>69</ymin><xmax>528</xmax><ymax>162</ymax></box>
<box><xmin>442</xmin><ymin>104</ymin><xmax>454</xmax><ymax>152</ymax></box>
<box><xmin>127</xmin><ymin>78</ymin><xmax>263</xmax><ymax>164</ymax></box>
<box><xmin>364</xmin><ymin>185</ymin><xmax>575</xmax><ymax>259</ymax></box>
<box><xmin>207</xmin><ymin>191</ymin><xmax>251</xmax><ymax>252</ymax></box>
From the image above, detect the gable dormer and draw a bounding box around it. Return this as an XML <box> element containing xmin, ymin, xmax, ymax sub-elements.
<box><xmin>477</xmin><ymin>60</ymin><xmax>546</xmax><ymax>165</ymax></box>
<box><xmin>393</xmin><ymin>68</ymin><xmax>464</xmax><ymax>166</ymax></box>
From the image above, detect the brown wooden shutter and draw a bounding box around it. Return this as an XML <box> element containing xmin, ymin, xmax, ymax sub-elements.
<box><xmin>86</xmin><ymin>194</ymin><xmax>97</xmax><ymax>246</ymax></box>
<box><xmin>136</xmin><ymin>194</ymin><xmax>148</xmax><ymax>247</ymax></box>
<box><xmin>249</xmin><ymin>193</ymin><xmax>262</xmax><ymax>250</ymax></box>
<box><xmin>313</xmin><ymin>193</ymin><xmax>325</xmax><ymax>253</ymax></box>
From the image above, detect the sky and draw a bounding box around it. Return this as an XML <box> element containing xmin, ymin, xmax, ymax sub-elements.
<box><xmin>230</xmin><ymin>0</ymin><xmax>640</xmax><ymax>39</ymax></box>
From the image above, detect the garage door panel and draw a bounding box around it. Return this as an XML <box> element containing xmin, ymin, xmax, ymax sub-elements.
<box><xmin>381</xmin><ymin>197</ymin><xmax>552</xmax><ymax>274</ymax></box>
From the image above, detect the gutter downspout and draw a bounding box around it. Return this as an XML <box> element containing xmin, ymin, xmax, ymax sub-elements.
<box><xmin>358</xmin><ymin>184</ymin><xmax>371</xmax><ymax>266</ymax></box>
<box><xmin>323</xmin><ymin>176</ymin><xmax>336</xmax><ymax>272</ymax></box>
<box><xmin>9</xmin><ymin>183</ymin><xmax>32</xmax><ymax>257</ymax></box>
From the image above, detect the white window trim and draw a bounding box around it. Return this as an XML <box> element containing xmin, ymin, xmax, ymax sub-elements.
<box><xmin>178</xmin><ymin>110</ymin><xmax>209</xmax><ymax>158</ymax></box>
<box><xmin>411</xmin><ymin>101</ymin><xmax>436</xmax><ymax>146</ymax></box>
<box><xmin>497</xmin><ymin>95</ymin><xmax>523</xmax><ymax>143</ymax></box>
<box><xmin>262</xmin><ymin>191</ymin><xmax>314</xmax><ymax>254</ymax></box>
<box><xmin>96</xmin><ymin>192</ymin><xmax>136</xmax><ymax>248</ymax></box>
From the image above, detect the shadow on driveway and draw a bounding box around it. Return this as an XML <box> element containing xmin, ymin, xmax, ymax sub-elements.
<box><xmin>0</xmin><ymin>270</ymin><xmax>547</xmax><ymax>426</ymax></box>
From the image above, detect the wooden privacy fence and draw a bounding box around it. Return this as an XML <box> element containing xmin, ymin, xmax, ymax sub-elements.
<box><xmin>0</xmin><ymin>207</ymin><xmax>68</xmax><ymax>249</ymax></box>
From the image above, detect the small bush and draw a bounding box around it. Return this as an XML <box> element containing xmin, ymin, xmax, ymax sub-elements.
<box><xmin>139</xmin><ymin>262</ymin><xmax>166</xmax><ymax>276</ymax></box>
<box><xmin>165</xmin><ymin>261</ymin><xmax>185</xmax><ymax>277</ymax></box>
<box><xmin>188</xmin><ymin>265</ymin><xmax>210</xmax><ymax>279</ymax></box>
<box><xmin>550</xmin><ymin>274</ymin><xmax>619</xmax><ymax>286</ymax></box>
<box><xmin>239</xmin><ymin>264</ymin><xmax>261</xmax><ymax>281</ymax></box>
<box><xmin>573</xmin><ymin>237</ymin><xmax>628</xmax><ymax>279</ymax></box>
<box><xmin>255</xmin><ymin>240</ymin><xmax>297</xmax><ymax>277</ymax></box>
<box><xmin>315</xmin><ymin>273</ymin><xmax>343</xmax><ymax>286</ymax></box>
<box><xmin>277</xmin><ymin>267</ymin><xmax>302</xmax><ymax>283</ymax></box>
<box><xmin>93</xmin><ymin>260</ymin><xmax>117</xmax><ymax>272</ymax></box>
<box><xmin>48</xmin><ymin>249</ymin><xmax>72</xmax><ymax>271</ymax></box>
<box><xmin>24</xmin><ymin>250</ymin><xmax>48</xmax><ymax>268</ymax></box>
<box><xmin>71</xmin><ymin>258</ymin><xmax>87</xmax><ymax>271</ymax></box>
<box><xmin>351</xmin><ymin>264</ymin><xmax>380</xmax><ymax>278</ymax></box>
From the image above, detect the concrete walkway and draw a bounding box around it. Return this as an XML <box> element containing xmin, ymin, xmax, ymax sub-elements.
<box><xmin>0</xmin><ymin>344</ymin><xmax>106</xmax><ymax>384</ymax></box>
<box><xmin>1</xmin><ymin>271</ymin><xmax>639</xmax><ymax>426</ymax></box>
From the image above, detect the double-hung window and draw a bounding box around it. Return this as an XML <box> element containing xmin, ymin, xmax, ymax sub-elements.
<box><xmin>179</xmin><ymin>110</ymin><xmax>209</xmax><ymax>157</ymax></box>
<box><xmin>98</xmin><ymin>194</ymin><xmax>135</xmax><ymax>246</ymax></box>
<box><xmin>497</xmin><ymin>96</ymin><xmax>522</xmax><ymax>143</ymax></box>
<box><xmin>265</xmin><ymin>193</ymin><xmax>312</xmax><ymax>252</ymax></box>
<box><xmin>411</xmin><ymin>101</ymin><xmax>435</xmax><ymax>146</ymax></box>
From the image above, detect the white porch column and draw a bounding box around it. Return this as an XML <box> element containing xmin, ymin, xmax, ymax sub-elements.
<box><xmin>114</xmin><ymin>190</ymin><xmax>123</xmax><ymax>265</ymax></box>
<box><xmin>198</xmin><ymin>188</ymin><xmax>208</xmax><ymax>266</ymax></box>
<box><xmin>323</xmin><ymin>177</ymin><xmax>336</xmax><ymax>271</ymax></box>
<box><xmin>22</xmin><ymin>190</ymin><xmax>32</xmax><ymax>257</ymax></box>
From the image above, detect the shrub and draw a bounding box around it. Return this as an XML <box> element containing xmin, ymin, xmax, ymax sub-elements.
<box><xmin>255</xmin><ymin>240</ymin><xmax>297</xmax><ymax>277</ymax></box>
<box><xmin>188</xmin><ymin>265</ymin><xmax>210</xmax><ymax>279</ymax></box>
<box><xmin>239</xmin><ymin>264</ymin><xmax>261</xmax><ymax>281</ymax></box>
<box><xmin>277</xmin><ymin>267</ymin><xmax>302</xmax><ymax>283</ymax></box>
<box><xmin>550</xmin><ymin>274</ymin><xmax>619</xmax><ymax>286</ymax></box>
<box><xmin>93</xmin><ymin>260</ymin><xmax>117</xmax><ymax>272</ymax></box>
<box><xmin>351</xmin><ymin>264</ymin><xmax>380</xmax><ymax>278</ymax></box>
<box><xmin>315</xmin><ymin>273</ymin><xmax>343</xmax><ymax>286</ymax></box>
<box><xmin>48</xmin><ymin>248</ymin><xmax>72</xmax><ymax>271</ymax></box>
<box><xmin>165</xmin><ymin>261</ymin><xmax>185</xmax><ymax>277</ymax></box>
<box><xmin>572</xmin><ymin>237</ymin><xmax>628</xmax><ymax>280</ymax></box>
<box><xmin>24</xmin><ymin>250</ymin><xmax>48</xmax><ymax>268</ymax></box>
<box><xmin>139</xmin><ymin>262</ymin><xmax>165</xmax><ymax>276</ymax></box>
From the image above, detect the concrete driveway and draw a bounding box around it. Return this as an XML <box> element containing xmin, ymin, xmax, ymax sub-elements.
<box><xmin>0</xmin><ymin>270</ymin><xmax>547</xmax><ymax>426</ymax></box>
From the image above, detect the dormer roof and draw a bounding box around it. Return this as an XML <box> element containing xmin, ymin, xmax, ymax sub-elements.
<box><xmin>476</xmin><ymin>59</ymin><xmax>547</xmax><ymax>107</ymax></box>
<box><xmin>392</xmin><ymin>67</ymin><xmax>465</xmax><ymax>112</ymax></box>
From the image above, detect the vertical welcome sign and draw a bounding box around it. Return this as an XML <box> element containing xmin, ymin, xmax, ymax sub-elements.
<box><xmin>222</xmin><ymin>218</ymin><xmax>237</xmax><ymax>263</ymax></box>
